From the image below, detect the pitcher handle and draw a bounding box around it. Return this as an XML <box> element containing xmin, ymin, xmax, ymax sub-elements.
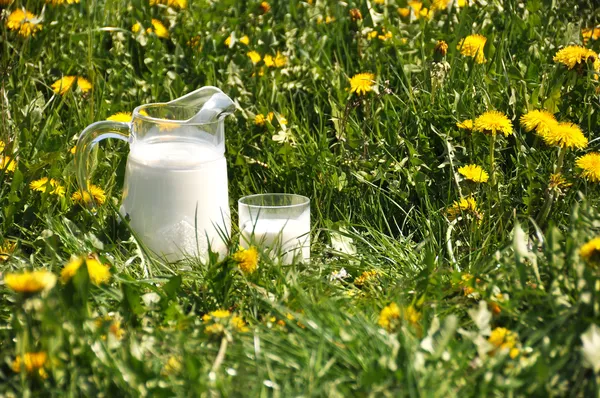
<box><xmin>75</xmin><ymin>121</ymin><xmax>130</xmax><ymax>205</ymax></box>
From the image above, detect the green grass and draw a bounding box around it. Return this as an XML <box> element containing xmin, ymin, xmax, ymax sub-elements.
<box><xmin>1</xmin><ymin>0</ymin><xmax>600</xmax><ymax>395</ymax></box>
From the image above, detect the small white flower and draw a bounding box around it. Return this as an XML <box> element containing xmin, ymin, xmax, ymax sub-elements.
<box><xmin>468</xmin><ymin>300</ymin><xmax>492</xmax><ymax>335</ymax></box>
<box><xmin>329</xmin><ymin>268</ymin><xmax>349</xmax><ymax>282</ymax></box>
<box><xmin>272</xmin><ymin>129</ymin><xmax>294</xmax><ymax>144</ymax></box>
<box><xmin>581</xmin><ymin>324</ymin><xmax>600</xmax><ymax>373</ymax></box>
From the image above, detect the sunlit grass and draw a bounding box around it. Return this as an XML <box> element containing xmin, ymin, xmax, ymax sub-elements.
<box><xmin>1</xmin><ymin>0</ymin><xmax>600</xmax><ymax>395</ymax></box>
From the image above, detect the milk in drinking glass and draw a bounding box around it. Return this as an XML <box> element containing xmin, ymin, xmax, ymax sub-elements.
<box><xmin>239</xmin><ymin>194</ymin><xmax>310</xmax><ymax>264</ymax></box>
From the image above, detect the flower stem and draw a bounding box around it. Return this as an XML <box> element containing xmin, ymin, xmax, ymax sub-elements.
<box><xmin>536</xmin><ymin>147</ymin><xmax>565</xmax><ymax>227</ymax></box>
<box><xmin>489</xmin><ymin>134</ymin><xmax>497</xmax><ymax>187</ymax></box>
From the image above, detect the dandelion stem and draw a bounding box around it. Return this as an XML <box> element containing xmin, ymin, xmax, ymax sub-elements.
<box><xmin>489</xmin><ymin>134</ymin><xmax>497</xmax><ymax>187</ymax></box>
<box><xmin>536</xmin><ymin>147</ymin><xmax>565</xmax><ymax>227</ymax></box>
<box><xmin>210</xmin><ymin>336</ymin><xmax>229</xmax><ymax>379</ymax></box>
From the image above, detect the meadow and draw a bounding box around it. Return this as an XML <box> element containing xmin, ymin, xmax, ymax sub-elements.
<box><xmin>1</xmin><ymin>0</ymin><xmax>600</xmax><ymax>395</ymax></box>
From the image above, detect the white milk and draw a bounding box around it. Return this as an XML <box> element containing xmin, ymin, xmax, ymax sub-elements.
<box><xmin>122</xmin><ymin>138</ymin><xmax>230</xmax><ymax>262</ymax></box>
<box><xmin>241</xmin><ymin>218</ymin><xmax>310</xmax><ymax>264</ymax></box>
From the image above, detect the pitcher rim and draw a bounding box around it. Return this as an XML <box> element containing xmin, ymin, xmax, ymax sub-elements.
<box><xmin>132</xmin><ymin>103</ymin><xmax>221</xmax><ymax>126</ymax></box>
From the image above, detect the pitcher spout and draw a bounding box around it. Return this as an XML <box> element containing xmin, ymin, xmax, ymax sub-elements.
<box><xmin>168</xmin><ymin>86</ymin><xmax>235</xmax><ymax>124</ymax></box>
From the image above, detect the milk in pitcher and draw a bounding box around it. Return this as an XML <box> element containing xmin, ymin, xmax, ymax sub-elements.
<box><xmin>122</xmin><ymin>136</ymin><xmax>230</xmax><ymax>261</ymax></box>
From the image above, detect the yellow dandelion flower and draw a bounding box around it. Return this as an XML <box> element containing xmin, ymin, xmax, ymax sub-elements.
<box><xmin>233</xmin><ymin>246</ymin><xmax>259</xmax><ymax>274</ymax></box>
<box><xmin>0</xmin><ymin>241</ymin><xmax>16</xmax><ymax>262</ymax></box>
<box><xmin>150</xmin><ymin>19</ymin><xmax>169</xmax><ymax>38</ymax></box>
<box><xmin>209</xmin><ymin>309</ymin><xmax>231</xmax><ymax>318</ymax></box>
<box><xmin>157</xmin><ymin>121</ymin><xmax>180</xmax><ymax>132</ymax></box>
<box><xmin>149</xmin><ymin>0</ymin><xmax>187</xmax><ymax>8</ymax></box>
<box><xmin>419</xmin><ymin>7</ymin><xmax>433</xmax><ymax>19</ymax></box>
<box><xmin>408</xmin><ymin>1</ymin><xmax>423</xmax><ymax>14</ymax></box>
<box><xmin>432</xmin><ymin>0</ymin><xmax>451</xmax><ymax>10</ymax></box>
<box><xmin>378</xmin><ymin>303</ymin><xmax>420</xmax><ymax>331</ymax></box>
<box><xmin>224</xmin><ymin>35</ymin><xmax>232</xmax><ymax>47</ymax></box>
<box><xmin>239</xmin><ymin>35</ymin><xmax>250</xmax><ymax>45</ymax></box>
<box><xmin>367</xmin><ymin>30</ymin><xmax>378</xmax><ymax>40</ymax></box>
<box><xmin>457</xmin><ymin>34</ymin><xmax>487</xmax><ymax>64</ymax></box>
<box><xmin>0</xmin><ymin>140</ymin><xmax>5</xmax><ymax>153</ymax></box>
<box><xmin>255</xmin><ymin>114</ymin><xmax>267</xmax><ymax>126</ymax></box>
<box><xmin>582</xmin><ymin>27</ymin><xmax>600</xmax><ymax>45</ymax></box>
<box><xmin>458</xmin><ymin>164</ymin><xmax>489</xmax><ymax>183</ymax></box>
<box><xmin>232</xmin><ymin>316</ymin><xmax>250</xmax><ymax>332</ymax></box>
<box><xmin>580</xmin><ymin>237</ymin><xmax>600</xmax><ymax>265</ymax></box>
<box><xmin>553</xmin><ymin>45</ymin><xmax>597</xmax><ymax>70</ymax></box>
<box><xmin>72</xmin><ymin>184</ymin><xmax>106</xmax><ymax>205</ymax></box>
<box><xmin>576</xmin><ymin>152</ymin><xmax>600</xmax><ymax>182</ymax></box>
<box><xmin>446</xmin><ymin>197</ymin><xmax>482</xmax><ymax>222</ymax></box>
<box><xmin>488</xmin><ymin>327</ymin><xmax>517</xmax><ymax>349</ymax></box>
<box><xmin>205</xmin><ymin>323</ymin><xmax>225</xmax><ymax>335</ymax></box>
<box><xmin>266</xmin><ymin>112</ymin><xmax>274</xmax><ymax>122</ymax></box>
<box><xmin>172</xmin><ymin>0</ymin><xmax>187</xmax><ymax>7</ymax></box>
<box><xmin>548</xmin><ymin>173</ymin><xmax>572</xmax><ymax>192</ymax></box>
<box><xmin>60</xmin><ymin>255</ymin><xmax>111</xmax><ymax>285</ymax></box>
<box><xmin>95</xmin><ymin>316</ymin><xmax>125</xmax><ymax>340</ymax></box>
<box><xmin>463</xmin><ymin>286</ymin><xmax>476</xmax><ymax>296</ymax></box>
<box><xmin>107</xmin><ymin>112</ymin><xmax>132</xmax><ymax>123</ymax></box>
<box><xmin>132</xmin><ymin>22</ymin><xmax>141</xmax><ymax>33</ymax></box>
<box><xmin>374</xmin><ymin>0</ymin><xmax>385</xmax><ymax>4</ymax></box>
<box><xmin>0</xmin><ymin>156</ymin><xmax>16</xmax><ymax>172</ymax></box>
<box><xmin>4</xmin><ymin>270</ymin><xmax>57</xmax><ymax>293</ymax></box>
<box><xmin>51</xmin><ymin>184</ymin><xmax>65</xmax><ymax>197</ymax></box>
<box><xmin>51</xmin><ymin>76</ymin><xmax>76</xmax><ymax>95</ymax></box>
<box><xmin>519</xmin><ymin>110</ymin><xmax>558</xmax><ymax>138</ymax></box>
<box><xmin>456</xmin><ymin>119</ymin><xmax>473</xmax><ymax>130</ymax></box>
<box><xmin>488</xmin><ymin>327</ymin><xmax>519</xmax><ymax>358</ymax></box>
<box><xmin>435</xmin><ymin>40</ymin><xmax>448</xmax><ymax>56</ymax></box>
<box><xmin>162</xmin><ymin>356</ymin><xmax>182</xmax><ymax>376</ymax></box>
<box><xmin>247</xmin><ymin>51</ymin><xmax>261</xmax><ymax>65</ymax></box>
<box><xmin>29</xmin><ymin>177</ymin><xmax>49</xmax><ymax>191</ymax></box>
<box><xmin>108</xmin><ymin>319</ymin><xmax>124</xmax><ymax>339</ymax></box>
<box><xmin>397</xmin><ymin>1</ymin><xmax>431</xmax><ymax>20</ymax></box>
<box><xmin>378</xmin><ymin>303</ymin><xmax>401</xmax><ymax>330</ymax></box>
<box><xmin>354</xmin><ymin>270</ymin><xmax>378</xmax><ymax>287</ymax></box>
<box><xmin>260</xmin><ymin>1</ymin><xmax>270</xmax><ymax>13</ymax></box>
<box><xmin>187</xmin><ymin>35</ymin><xmax>201</xmax><ymax>49</ymax></box>
<box><xmin>12</xmin><ymin>352</ymin><xmax>48</xmax><ymax>376</ymax></box>
<box><xmin>473</xmin><ymin>110</ymin><xmax>513</xmax><ymax>136</ymax></box>
<box><xmin>404</xmin><ymin>305</ymin><xmax>421</xmax><ymax>327</ymax></box>
<box><xmin>263</xmin><ymin>54</ymin><xmax>275</xmax><ymax>67</ymax></box>
<box><xmin>349</xmin><ymin>73</ymin><xmax>375</xmax><ymax>95</ymax></box>
<box><xmin>543</xmin><ymin>122</ymin><xmax>588</xmax><ymax>149</ymax></box>
<box><xmin>378</xmin><ymin>31</ymin><xmax>392</xmax><ymax>41</ymax></box>
<box><xmin>274</xmin><ymin>52</ymin><xmax>287</xmax><ymax>67</ymax></box>
<box><xmin>46</xmin><ymin>0</ymin><xmax>80</xmax><ymax>4</ymax></box>
<box><xmin>29</xmin><ymin>177</ymin><xmax>65</xmax><ymax>196</ymax></box>
<box><xmin>397</xmin><ymin>7</ymin><xmax>410</xmax><ymax>17</ymax></box>
<box><xmin>77</xmin><ymin>77</ymin><xmax>92</xmax><ymax>93</ymax></box>
<box><xmin>6</xmin><ymin>9</ymin><xmax>42</xmax><ymax>37</ymax></box>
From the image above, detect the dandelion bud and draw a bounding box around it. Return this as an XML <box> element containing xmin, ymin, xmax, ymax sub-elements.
<box><xmin>435</xmin><ymin>40</ymin><xmax>448</xmax><ymax>57</ymax></box>
<box><xmin>349</xmin><ymin>8</ymin><xmax>363</xmax><ymax>21</ymax></box>
<box><xmin>259</xmin><ymin>1</ymin><xmax>270</xmax><ymax>14</ymax></box>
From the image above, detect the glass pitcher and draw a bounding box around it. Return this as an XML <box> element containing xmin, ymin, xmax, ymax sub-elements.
<box><xmin>75</xmin><ymin>88</ymin><xmax>235</xmax><ymax>262</ymax></box>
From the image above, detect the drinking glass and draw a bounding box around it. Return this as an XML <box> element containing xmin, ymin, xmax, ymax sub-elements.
<box><xmin>238</xmin><ymin>194</ymin><xmax>310</xmax><ymax>264</ymax></box>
